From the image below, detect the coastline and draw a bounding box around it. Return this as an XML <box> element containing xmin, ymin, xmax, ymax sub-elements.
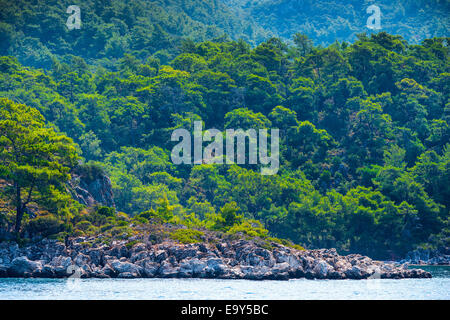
<box><xmin>0</xmin><ymin>237</ymin><xmax>432</xmax><ymax>280</ymax></box>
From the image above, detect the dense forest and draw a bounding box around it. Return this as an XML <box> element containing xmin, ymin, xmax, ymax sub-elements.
<box><xmin>226</xmin><ymin>0</ymin><xmax>450</xmax><ymax>46</ymax></box>
<box><xmin>0</xmin><ymin>0</ymin><xmax>448</xmax><ymax>69</ymax></box>
<box><xmin>0</xmin><ymin>0</ymin><xmax>269</xmax><ymax>69</ymax></box>
<box><xmin>0</xmin><ymin>1</ymin><xmax>448</xmax><ymax>260</ymax></box>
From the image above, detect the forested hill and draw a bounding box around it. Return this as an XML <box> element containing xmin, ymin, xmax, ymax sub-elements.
<box><xmin>0</xmin><ymin>32</ymin><xmax>448</xmax><ymax>259</ymax></box>
<box><xmin>0</xmin><ymin>0</ymin><xmax>449</xmax><ymax>69</ymax></box>
<box><xmin>225</xmin><ymin>0</ymin><xmax>450</xmax><ymax>46</ymax></box>
<box><xmin>0</xmin><ymin>0</ymin><xmax>269</xmax><ymax>69</ymax></box>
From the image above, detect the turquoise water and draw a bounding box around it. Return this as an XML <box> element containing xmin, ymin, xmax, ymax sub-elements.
<box><xmin>0</xmin><ymin>266</ymin><xmax>448</xmax><ymax>300</ymax></box>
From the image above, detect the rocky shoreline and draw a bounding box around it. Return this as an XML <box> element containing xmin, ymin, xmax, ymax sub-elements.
<box><xmin>399</xmin><ymin>247</ymin><xmax>450</xmax><ymax>266</ymax></box>
<box><xmin>0</xmin><ymin>237</ymin><xmax>431</xmax><ymax>280</ymax></box>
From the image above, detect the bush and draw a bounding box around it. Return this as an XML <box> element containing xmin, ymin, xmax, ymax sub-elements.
<box><xmin>100</xmin><ymin>223</ymin><xmax>114</xmax><ymax>233</ymax></box>
<box><xmin>97</xmin><ymin>206</ymin><xmax>115</xmax><ymax>217</ymax></box>
<box><xmin>25</xmin><ymin>215</ymin><xmax>65</xmax><ymax>237</ymax></box>
<box><xmin>267</xmin><ymin>237</ymin><xmax>305</xmax><ymax>251</ymax></box>
<box><xmin>212</xmin><ymin>202</ymin><xmax>242</xmax><ymax>231</ymax></box>
<box><xmin>126</xmin><ymin>240</ymin><xmax>140</xmax><ymax>249</ymax></box>
<box><xmin>86</xmin><ymin>225</ymin><xmax>100</xmax><ymax>235</ymax></box>
<box><xmin>107</xmin><ymin>226</ymin><xmax>134</xmax><ymax>239</ymax></box>
<box><xmin>74</xmin><ymin>162</ymin><xmax>106</xmax><ymax>184</ymax></box>
<box><xmin>227</xmin><ymin>220</ymin><xmax>269</xmax><ymax>238</ymax></box>
<box><xmin>74</xmin><ymin>220</ymin><xmax>93</xmax><ymax>232</ymax></box>
<box><xmin>133</xmin><ymin>216</ymin><xmax>149</xmax><ymax>224</ymax></box>
<box><xmin>73</xmin><ymin>229</ymin><xmax>85</xmax><ymax>237</ymax></box>
<box><xmin>170</xmin><ymin>229</ymin><xmax>204</xmax><ymax>244</ymax></box>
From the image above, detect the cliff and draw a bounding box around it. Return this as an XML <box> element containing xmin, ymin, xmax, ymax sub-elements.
<box><xmin>67</xmin><ymin>167</ymin><xmax>115</xmax><ymax>209</ymax></box>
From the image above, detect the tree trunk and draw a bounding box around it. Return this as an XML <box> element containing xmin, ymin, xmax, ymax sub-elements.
<box><xmin>14</xmin><ymin>184</ymin><xmax>23</xmax><ymax>233</ymax></box>
<box><xmin>15</xmin><ymin>206</ymin><xmax>24</xmax><ymax>233</ymax></box>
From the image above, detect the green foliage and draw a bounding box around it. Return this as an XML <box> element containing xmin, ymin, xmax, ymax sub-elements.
<box><xmin>25</xmin><ymin>215</ymin><xmax>66</xmax><ymax>238</ymax></box>
<box><xmin>0</xmin><ymin>27</ymin><xmax>448</xmax><ymax>259</ymax></box>
<box><xmin>0</xmin><ymin>98</ymin><xmax>79</xmax><ymax>233</ymax></box>
<box><xmin>213</xmin><ymin>202</ymin><xmax>243</xmax><ymax>231</ymax></box>
<box><xmin>0</xmin><ymin>0</ymin><xmax>270</xmax><ymax>69</ymax></box>
<box><xmin>96</xmin><ymin>206</ymin><xmax>115</xmax><ymax>217</ymax></box>
<box><xmin>170</xmin><ymin>228</ymin><xmax>205</xmax><ymax>244</ymax></box>
<box><xmin>227</xmin><ymin>219</ymin><xmax>269</xmax><ymax>238</ymax></box>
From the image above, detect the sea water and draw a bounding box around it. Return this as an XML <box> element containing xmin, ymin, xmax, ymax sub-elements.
<box><xmin>0</xmin><ymin>266</ymin><xmax>448</xmax><ymax>300</ymax></box>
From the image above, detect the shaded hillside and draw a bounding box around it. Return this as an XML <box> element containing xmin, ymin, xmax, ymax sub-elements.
<box><xmin>223</xmin><ymin>0</ymin><xmax>450</xmax><ymax>46</ymax></box>
<box><xmin>0</xmin><ymin>31</ymin><xmax>448</xmax><ymax>259</ymax></box>
<box><xmin>0</xmin><ymin>0</ymin><xmax>269</xmax><ymax>68</ymax></box>
<box><xmin>0</xmin><ymin>0</ymin><xmax>448</xmax><ymax>69</ymax></box>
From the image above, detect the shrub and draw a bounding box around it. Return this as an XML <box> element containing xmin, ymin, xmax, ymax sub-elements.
<box><xmin>75</xmin><ymin>220</ymin><xmax>93</xmax><ymax>232</ymax></box>
<box><xmin>25</xmin><ymin>215</ymin><xmax>65</xmax><ymax>237</ymax></box>
<box><xmin>133</xmin><ymin>216</ymin><xmax>149</xmax><ymax>224</ymax></box>
<box><xmin>73</xmin><ymin>229</ymin><xmax>85</xmax><ymax>237</ymax></box>
<box><xmin>170</xmin><ymin>229</ymin><xmax>204</xmax><ymax>244</ymax></box>
<box><xmin>213</xmin><ymin>202</ymin><xmax>242</xmax><ymax>231</ymax></box>
<box><xmin>100</xmin><ymin>223</ymin><xmax>114</xmax><ymax>233</ymax></box>
<box><xmin>126</xmin><ymin>240</ymin><xmax>140</xmax><ymax>249</ymax></box>
<box><xmin>74</xmin><ymin>162</ymin><xmax>106</xmax><ymax>184</ymax></box>
<box><xmin>107</xmin><ymin>226</ymin><xmax>134</xmax><ymax>239</ymax></box>
<box><xmin>97</xmin><ymin>206</ymin><xmax>115</xmax><ymax>217</ymax></box>
<box><xmin>267</xmin><ymin>237</ymin><xmax>305</xmax><ymax>251</ymax></box>
<box><xmin>86</xmin><ymin>225</ymin><xmax>100</xmax><ymax>235</ymax></box>
<box><xmin>227</xmin><ymin>220</ymin><xmax>269</xmax><ymax>238</ymax></box>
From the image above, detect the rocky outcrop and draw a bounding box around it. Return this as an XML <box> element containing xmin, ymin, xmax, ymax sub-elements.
<box><xmin>399</xmin><ymin>247</ymin><xmax>450</xmax><ymax>265</ymax></box>
<box><xmin>67</xmin><ymin>172</ymin><xmax>115</xmax><ymax>208</ymax></box>
<box><xmin>0</xmin><ymin>237</ymin><xmax>432</xmax><ymax>280</ymax></box>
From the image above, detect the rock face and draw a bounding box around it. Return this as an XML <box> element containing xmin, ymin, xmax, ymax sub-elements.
<box><xmin>0</xmin><ymin>238</ymin><xmax>432</xmax><ymax>280</ymax></box>
<box><xmin>68</xmin><ymin>172</ymin><xmax>115</xmax><ymax>208</ymax></box>
<box><xmin>399</xmin><ymin>247</ymin><xmax>450</xmax><ymax>265</ymax></box>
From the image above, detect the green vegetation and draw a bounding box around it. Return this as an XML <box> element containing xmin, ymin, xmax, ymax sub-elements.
<box><xmin>0</xmin><ymin>0</ymin><xmax>448</xmax><ymax>259</ymax></box>
<box><xmin>0</xmin><ymin>98</ymin><xmax>79</xmax><ymax>232</ymax></box>
<box><xmin>170</xmin><ymin>229</ymin><xmax>205</xmax><ymax>244</ymax></box>
<box><xmin>0</xmin><ymin>0</ymin><xmax>447</xmax><ymax>70</ymax></box>
<box><xmin>227</xmin><ymin>0</ymin><xmax>449</xmax><ymax>46</ymax></box>
<box><xmin>0</xmin><ymin>0</ymin><xmax>269</xmax><ymax>69</ymax></box>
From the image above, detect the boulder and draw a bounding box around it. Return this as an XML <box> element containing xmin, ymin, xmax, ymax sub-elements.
<box><xmin>68</xmin><ymin>171</ymin><xmax>115</xmax><ymax>208</ymax></box>
<box><xmin>49</xmin><ymin>256</ymin><xmax>73</xmax><ymax>277</ymax></box>
<box><xmin>130</xmin><ymin>250</ymin><xmax>148</xmax><ymax>263</ymax></box>
<box><xmin>313</xmin><ymin>260</ymin><xmax>333</xmax><ymax>279</ymax></box>
<box><xmin>0</xmin><ymin>265</ymin><xmax>8</xmax><ymax>277</ymax></box>
<box><xmin>205</xmin><ymin>258</ymin><xmax>227</xmax><ymax>277</ymax></box>
<box><xmin>158</xmin><ymin>261</ymin><xmax>179</xmax><ymax>278</ymax></box>
<box><xmin>87</xmin><ymin>249</ymin><xmax>103</xmax><ymax>266</ymax></box>
<box><xmin>179</xmin><ymin>258</ymin><xmax>207</xmax><ymax>278</ymax></box>
<box><xmin>155</xmin><ymin>250</ymin><xmax>168</xmax><ymax>263</ymax></box>
<box><xmin>8</xmin><ymin>256</ymin><xmax>42</xmax><ymax>277</ymax></box>
<box><xmin>36</xmin><ymin>265</ymin><xmax>56</xmax><ymax>278</ymax></box>
<box><xmin>74</xmin><ymin>253</ymin><xmax>90</xmax><ymax>267</ymax></box>
<box><xmin>345</xmin><ymin>266</ymin><xmax>365</xmax><ymax>279</ymax></box>
<box><xmin>110</xmin><ymin>260</ymin><xmax>142</xmax><ymax>277</ymax></box>
<box><xmin>142</xmin><ymin>260</ymin><xmax>159</xmax><ymax>278</ymax></box>
<box><xmin>101</xmin><ymin>264</ymin><xmax>115</xmax><ymax>277</ymax></box>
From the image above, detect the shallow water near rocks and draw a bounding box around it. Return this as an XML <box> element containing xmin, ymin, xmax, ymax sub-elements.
<box><xmin>0</xmin><ymin>266</ymin><xmax>448</xmax><ymax>300</ymax></box>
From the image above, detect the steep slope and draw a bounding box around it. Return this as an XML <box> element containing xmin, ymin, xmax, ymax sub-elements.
<box><xmin>0</xmin><ymin>0</ymin><xmax>269</xmax><ymax>68</ymax></box>
<box><xmin>223</xmin><ymin>0</ymin><xmax>450</xmax><ymax>46</ymax></box>
<box><xmin>1</xmin><ymin>0</ymin><xmax>448</xmax><ymax>69</ymax></box>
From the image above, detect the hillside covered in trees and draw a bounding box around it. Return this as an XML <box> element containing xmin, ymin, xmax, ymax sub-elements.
<box><xmin>0</xmin><ymin>0</ymin><xmax>448</xmax><ymax>69</ymax></box>
<box><xmin>1</xmin><ymin>30</ymin><xmax>448</xmax><ymax>259</ymax></box>
<box><xmin>0</xmin><ymin>0</ymin><xmax>448</xmax><ymax>260</ymax></box>
<box><xmin>0</xmin><ymin>0</ymin><xmax>269</xmax><ymax>69</ymax></box>
<box><xmin>226</xmin><ymin>0</ymin><xmax>450</xmax><ymax>46</ymax></box>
